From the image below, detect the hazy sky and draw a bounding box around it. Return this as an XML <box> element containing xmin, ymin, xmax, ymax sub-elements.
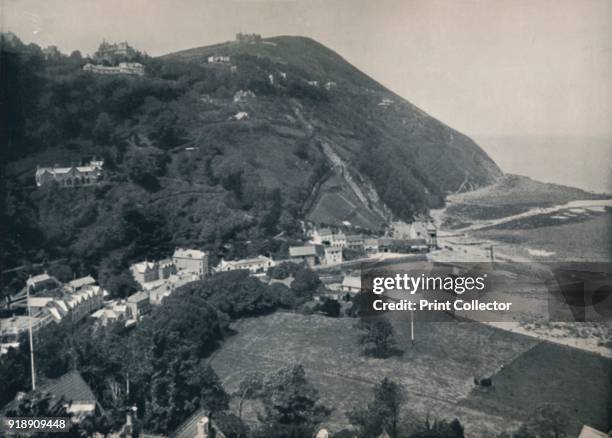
<box><xmin>3</xmin><ymin>0</ymin><xmax>612</xmax><ymax>140</ymax></box>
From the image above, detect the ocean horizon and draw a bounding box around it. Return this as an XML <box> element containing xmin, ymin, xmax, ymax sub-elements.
<box><xmin>475</xmin><ymin>136</ymin><xmax>612</xmax><ymax>194</ymax></box>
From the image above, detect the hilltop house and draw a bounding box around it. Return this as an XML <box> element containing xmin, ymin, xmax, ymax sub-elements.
<box><xmin>208</xmin><ymin>55</ymin><xmax>230</xmax><ymax>63</ymax></box>
<box><xmin>217</xmin><ymin>255</ymin><xmax>275</xmax><ymax>275</ymax></box>
<box><xmin>94</xmin><ymin>41</ymin><xmax>137</xmax><ymax>63</ymax></box>
<box><xmin>83</xmin><ymin>62</ymin><xmax>145</xmax><ymax>76</ymax></box>
<box><xmin>35</xmin><ymin>159</ymin><xmax>104</xmax><ymax>187</ymax></box>
<box><xmin>236</xmin><ymin>32</ymin><xmax>262</xmax><ymax>44</ymax></box>
<box><xmin>43</xmin><ymin>45</ymin><xmax>61</xmax><ymax>60</ymax></box>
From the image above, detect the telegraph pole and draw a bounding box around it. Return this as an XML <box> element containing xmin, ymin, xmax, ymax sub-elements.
<box><xmin>410</xmin><ymin>308</ymin><xmax>415</xmax><ymax>344</ymax></box>
<box><xmin>26</xmin><ymin>286</ymin><xmax>36</xmax><ymax>390</ymax></box>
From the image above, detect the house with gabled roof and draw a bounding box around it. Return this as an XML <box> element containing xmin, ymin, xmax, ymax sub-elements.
<box><xmin>289</xmin><ymin>245</ymin><xmax>320</xmax><ymax>267</ymax></box>
<box><xmin>35</xmin><ymin>159</ymin><xmax>104</xmax><ymax>187</ymax></box>
<box><xmin>6</xmin><ymin>370</ymin><xmax>98</xmax><ymax>419</ymax></box>
<box><xmin>217</xmin><ymin>255</ymin><xmax>275</xmax><ymax>275</ymax></box>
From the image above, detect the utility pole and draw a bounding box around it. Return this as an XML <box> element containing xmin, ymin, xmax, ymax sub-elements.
<box><xmin>410</xmin><ymin>308</ymin><xmax>415</xmax><ymax>344</ymax></box>
<box><xmin>26</xmin><ymin>286</ymin><xmax>36</xmax><ymax>390</ymax></box>
<box><xmin>489</xmin><ymin>245</ymin><xmax>495</xmax><ymax>262</ymax></box>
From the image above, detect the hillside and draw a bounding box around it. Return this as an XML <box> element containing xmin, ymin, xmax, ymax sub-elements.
<box><xmin>2</xmin><ymin>33</ymin><xmax>502</xmax><ymax>296</ymax></box>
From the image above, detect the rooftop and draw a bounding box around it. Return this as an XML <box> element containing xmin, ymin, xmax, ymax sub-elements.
<box><xmin>289</xmin><ymin>245</ymin><xmax>318</xmax><ymax>257</ymax></box>
<box><xmin>132</xmin><ymin>261</ymin><xmax>158</xmax><ymax>273</ymax></box>
<box><xmin>67</xmin><ymin>275</ymin><xmax>96</xmax><ymax>290</ymax></box>
<box><xmin>127</xmin><ymin>291</ymin><xmax>149</xmax><ymax>303</ymax></box>
<box><xmin>38</xmin><ymin>370</ymin><xmax>96</xmax><ymax>403</ymax></box>
<box><xmin>342</xmin><ymin>276</ymin><xmax>362</xmax><ymax>289</ymax></box>
<box><xmin>173</xmin><ymin>248</ymin><xmax>207</xmax><ymax>259</ymax></box>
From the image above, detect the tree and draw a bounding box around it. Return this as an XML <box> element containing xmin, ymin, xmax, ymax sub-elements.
<box><xmin>291</xmin><ymin>267</ymin><xmax>322</xmax><ymax>297</ymax></box>
<box><xmin>314</xmin><ymin>297</ymin><xmax>341</xmax><ymax>317</ymax></box>
<box><xmin>234</xmin><ymin>371</ymin><xmax>264</xmax><ymax>420</ymax></box>
<box><xmin>348</xmin><ymin>378</ymin><xmax>405</xmax><ymax>438</ymax></box>
<box><xmin>268</xmin><ymin>261</ymin><xmax>301</xmax><ymax>280</ymax></box>
<box><xmin>0</xmin><ymin>340</ymin><xmax>30</xmax><ymax>407</ymax></box>
<box><xmin>358</xmin><ymin>319</ymin><xmax>401</xmax><ymax>358</ymax></box>
<box><xmin>257</xmin><ymin>365</ymin><xmax>329</xmax><ymax>437</ymax></box>
<box><xmin>69</xmin><ymin>50</ymin><xmax>83</xmax><ymax>62</ymax></box>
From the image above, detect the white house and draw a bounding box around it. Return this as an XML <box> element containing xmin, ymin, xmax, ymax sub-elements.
<box><xmin>322</xmin><ymin>245</ymin><xmax>343</xmax><ymax>265</ymax></box>
<box><xmin>208</xmin><ymin>55</ymin><xmax>230</xmax><ymax>63</ymax></box>
<box><xmin>172</xmin><ymin>248</ymin><xmax>209</xmax><ymax>277</ymax></box>
<box><xmin>217</xmin><ymin>255</ymin><xmax>276</xmax><ymax>275</ymax></box>
<box><xmin>341</xmin><ymin>276</ymin><xmax>362</xmax><ymax>293</ymax></box>
<box><xmin>35</xmin><ymin>159</ymin><xmax>104</xmax><ymax>187</ymax></box>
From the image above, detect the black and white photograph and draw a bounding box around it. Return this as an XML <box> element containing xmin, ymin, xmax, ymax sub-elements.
<box><xmin>1</xmin><ymin>1</ymin><xmax>611</xmax><ymax>437</ymax></box>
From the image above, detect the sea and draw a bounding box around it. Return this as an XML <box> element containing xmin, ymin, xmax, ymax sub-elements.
<box><xmin>475</xmin><ymin>136</ymin><xmax>612</xmax><ymax>194</ymax></box>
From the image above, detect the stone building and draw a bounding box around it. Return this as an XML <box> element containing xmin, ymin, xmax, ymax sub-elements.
<box><xmin>207</xmin><ymin>55</ymin><xmax>230</xmax><ymax>63</ymax></box>
<box><xmin>173</xmin><ymin>248</ymin><xmax>209</xmax><ymax>277</ymax></box>
<box><xmin>94</xmin><ymin>41</ymin><xmax>137</xmax><ymax>63</ymax></box>
<box><xmin>217</xmin><ymin>255</ymin><xmax>275</xmax><ymax>275</ymax></box>
<box><xmin>236</xmin><ymin>32</ymin><xmax>262</xmax><ymax>44</ymax></box>
<box><xmin>82</xmin><ymin>62</ymin><xmax>145</xmax><ymax>76</ymax></box>
<box><xmin>35</xmin><ymin>159</ymin><xmax>104</xmax><ymax>187</ymax></box>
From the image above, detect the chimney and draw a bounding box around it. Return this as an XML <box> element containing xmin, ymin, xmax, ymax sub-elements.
<box><xmin>196</xmin><ymin>416</ymin><xmax>210</xmax><ymax>438</ymax></box>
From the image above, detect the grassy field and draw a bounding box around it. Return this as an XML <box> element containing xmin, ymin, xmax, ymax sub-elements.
<box><xmin>209</xmin><ymin>312</ymin><xmax>611</xmax><ymax>436</ymax></box>
<box><xmin>459</xmin><ymin>341</ymin><xmax>611</xmax><ymax>436</ymax></box>
<box><xmin>210</xmin><ymin>311</ymin><xmax>565</xmax><ymax>436</ymax></box>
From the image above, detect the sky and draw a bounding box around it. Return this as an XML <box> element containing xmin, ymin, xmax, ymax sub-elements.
<box><xmin>3</xmin><ymin>0</ymin><xmax>612</xmax><ymax>190</ymax></box>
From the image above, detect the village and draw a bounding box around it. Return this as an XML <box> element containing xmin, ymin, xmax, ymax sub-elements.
<box><xmin>0</xmin><ymin>210</ymin><xmax>440</xmax><ymax>438</ymax></box>
<box><xmin>0</xmin><ymin>217</ymin><xmax>438</xmax><ymax>352</ymax></box>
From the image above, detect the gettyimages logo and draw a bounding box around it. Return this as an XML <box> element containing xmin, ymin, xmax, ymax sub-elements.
<box><xmin>547</xmin><ymin>262</ymin><xmax>612</xmax><ymax>322</ymax></box>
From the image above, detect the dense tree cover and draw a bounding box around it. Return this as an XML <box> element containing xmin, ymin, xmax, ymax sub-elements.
<box><xmin>0</xmin><ymin>294</ymin><xmax>229</xmax><ymax>435</ymax></box>
<box><xmin>357</xmin><ymin>318</ymin><xmax>402</xmax><ymax>358</ymax></box>
<box><xmin>176</xmin><ymin>270</ymin><xmax>306</xmax><ymax>318</ymax></box>
<box><xmin>267</xmin><ymin>261</ymin><xmax>302</xmax><ymax>280</ymax></box>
